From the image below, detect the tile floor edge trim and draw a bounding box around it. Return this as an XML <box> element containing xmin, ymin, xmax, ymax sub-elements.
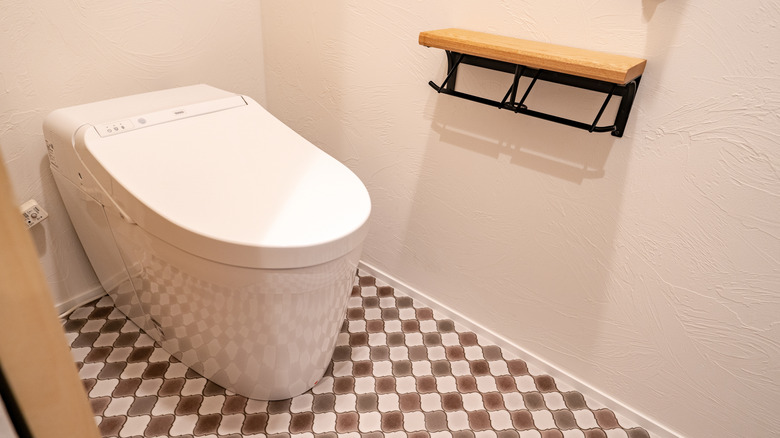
<box><xmin>358</xmin><ymin>260</ymin><xmax>685</xmax><ymax>438</ymax></box>
<box><xmin>57</xmin><ymin>285</ymin><xmax>107</xmax><ymax>318</ymax></box>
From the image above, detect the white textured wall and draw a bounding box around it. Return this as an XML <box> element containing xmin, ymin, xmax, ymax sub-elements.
<box><xmin>0</xmin><ymin>1</ymin><xmax>266</xmax><ymax>309</ymax></box>
<box><xmin>260</xmin><ymin>1</ymin><xmax>780</xmax><ymax>437</ymax></box>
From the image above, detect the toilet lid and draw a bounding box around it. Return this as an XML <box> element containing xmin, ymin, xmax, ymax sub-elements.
<box><xmin>78</xmin><ymin>97</ymin><xmax>371</xmax><ymax>269</ymax></box>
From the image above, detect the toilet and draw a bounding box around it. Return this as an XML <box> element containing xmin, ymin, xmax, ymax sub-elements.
<box><xmin>44</xmin><ymin>85</ymin><xmax>371</xmax><ymax>400</ymax></box>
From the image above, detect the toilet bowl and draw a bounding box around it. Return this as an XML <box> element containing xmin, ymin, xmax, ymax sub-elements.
<box><xmin>44</xmin><ymin>85</ymin><xmax>371</xmax><ymax>400</ymax></box>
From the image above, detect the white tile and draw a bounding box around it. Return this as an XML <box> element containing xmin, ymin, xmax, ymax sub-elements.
<box><xmin>412</xmin><ymin>360</ymin><xmax>432</xmax><ymax>376</ymax></box>
<box><xmin>488</xmin><ymin>360</ymin><xmax>509</xmax><ymax>376</ymax></box>
<box><xmin>435</xmin><ymin>376</ymin><xmax>457</xmax><ymax>393</ymax></box>
<box><xmin>379</xmin><ymin>297</ymin><xmax>396</xmax><ymax>308</ymax></box>
<box><xmin>81</xmin><ymin>320</ymin><xmax>106</xmax><ymax>332</ymax></box>
<box><xmin>313</xmin><ymin>376</ymin><xmax>334</xmax><ymax>394</ymax></box>
<box><xmin>398</xmin><ymin>308</ymin><xmax>416</xmax><ymax>320</ymax></box>
<box><xmin>104</xmin><ymin>396</ymin><xmax>134</xmax><ymax>417</ymax></box>
<box><xmin>384</xmin><ymin>320</ymin><xmax>402</xmax><ymax>333</ymax></box>
<box><xmin>427</xmin><ymin>346</ymin><xmax>447</xmax><ymax>361</ymax></box>
<box><xmin>364</xmin><ymin>308</ymin><xmax>381</xmax><ymax>319</ymax></box>
<box><xmin>266</xmin><ymin>412</ymin><xmax>292</xmax><ymax>434</ymax></box>
<box><xmin>70</xmin><ymin>347</ymin><xmax>91</xmax><ymax>362</ymax></box>
<box><xmin>389</xmin><ymin>346</ymin><xmax>409</xmax><ymax>361</ymax></box>
<box><xmin>475</xmin><ymin>431</ymin><xmax>497</xmax><ymax>438</ymax></box>
<box><xmin>164</xmin><ymin>362</ymin><xmax>189</xmax><ymax>379</ymax></box>
<box><xmin>106</xmin><ymin>347</ymin><xmax>132</xmax><ymax>363</ymax></box>
<box><xmin>543</xmin><ymin>392</ymin><xmax>566</xmax><ymax>410</ymax></box>
<box><xmin>440</xmin><ymin>333</ymin><xmax>460</xmax><ymax>346</ymax></box>
<box><xmin>502</xmin><ymin>392</ymin><xmax>526</xmax><ymax>411</ymax></box>
<box><xmin>291</xmin><ymin>393</ymin><xmax>314</xmax><ymax>413</ymax></box>
<box><xmin>151</xmin><ymin>396</ymin><xmax>180</xmax><ymax>415</ymax></box>
<box><xmin>246</xmin><ymin>399</ymin><xmax>269</xmax><ymax>414</ymax></box>
<box><xmin>531</xmin><ymin>410</ymin><xmax>557</xmax><ymax>430</ymax></box>
<box><xmin>149</xmin><ymin>347</ymin><xmax>171</xmax><ymax>362</ymax></box>
<box><xmin>395</xmin><ymin>376</ymin><xmax>416</xmax><ymax>393</ymax></box>
<box><xmin>358</xmin><ymin>411</ymin><xmax>382</xmax><ymax>432</ymax></box>
<box><xmin>349</xmin><ymin>320</ymin><xmax>366</xmax><ymax>333</ymax></box>
<box><xmin>420</xmin><ymin>393</ymin><xmax>442</xmax><ymax>412</ymax></box>
<box><xmin>461</xmin><ymin>392</ymin><xmax>484</xmax><ymax>411</ymax></box>
<box><xmin>119</xmin><ymin>414</ymin><xmax>150</xmax><ymax>437</ymax></box>
<box><xmin>563</xmin><ymin>430</ymin><xmax>585</xmax><ymax>438</ymax></box>
<box><xmin>79</xmin><ymin>363</ymin><xmax>104</xmax><ymax>379</ymax></box>
<box><xmin>198</xmin><ymin>395</ymin><xmax>225</xmax><ymax>415</ymax></box>
<box><xmin>368</xmin><ymin>332</ymin><xmax>387</xmax><ymax>346</ymax></box>
<box><xmin>354</xmin><ymin>376</ymin><xmax>375</xmax><ymax>394</ymax></box>
<box><xmin>519</xmin><ymin>430</ymin><xmax>542</xmax><ymax>438</ymax></box>
<box><xmin>489</xmin><ymin>410</ymin><xmax>513</xmax><ymax>430</ymax></box>
<box><xmin>312</xmin><ymin>412</ymin><xmax>336</xmax><ymax>433</ymax></box>
<box><xmin>336</xmin><ymin>332</ymin><xmax>350</xmax><ymax>346</ymax></box>
<box><xmin>606</xmin><ymin>429</ymin><xmax>629</xmax><ymax>438</ymax></box>
<box><xmin>90</xmin><ymin>379</ymin><xmax>119</xmax><ymax>397</ymax></box>
<box><xmin>348</xmin><ymin>296</ymin><xmax>363</xmax><ymax>308</ymax></box>
<box><xmin>180</xmin><ymin>378</ymin><xmax>206</xmax><ymax>396</ymax></box>
<box><xmin>217</xmin><ymin>414</ymin><xmax>246</xmax><ymax>435</ymax></box>
<box><xmin>169</xmin><ymin>414</ymin><xmax>197</xmax><ymax>436</ymax></box>
<box><xmin>464</xmin><ymin>346</ymin><xmax>484</xmax><ymax>360</ymax></box>
<box><xmin>136</xmin><ymin>378</ymin><xmax>163</xmax><ymax>397</ymax></box>
<box><xmin>516</xmin><ymin>375</ymin><xmax>538</xmax><ymax>392</ymax></box>
<box><xmin>431</xmin><ymin>432</ymin><xmax>454</xmax><ymax>438</ymax></box>
<box><xmin>419</xmin><ymin>320</ymin><xmax>438</xmax><ymax>333</ymax></box>
<box><xmin>404</xmin><ymin>411</ymin><xmax>427</xmax><ymax>431</ymax></box>
<box><xmin>446</xmin><ymin>410</ymin><xmax>470</xmax><ymax>431</ymax></box>
<box><xmin>70</xmin><ymin>307</ymin><xmax>93</xmax><ymax>319</ymax></box>
<box><xmin>335</xmin><ymin>394</ymin><xmax>357</xmax><ymax>412</ymax></box>
<box><xmin>450</xmin><ymin>361</ymin><xmax>471</xmax><ymax>376</ymax></box>
<box><xmin>351</xmin><ymin>346</ymin><xmax>370</xmax><ymax>361</ymax></box>
<box><xmin>372</xmin><ymin>361</ymin><xmax>393</xmax><ymax>377</ymax></box>
<box><xmin>377</xmin><ymin>393</ymin><xmax>399</xmax><ymax>412</ymax></box>
<box><xmin>93</xmin><ymin>332</ymin><xmax>120</xmax><ymax>347</ymax></box>
<box><xmin>332</xmin><ymin>361</ymin><xmax>353</xmax><ymax>377</ymax></box>
<box><xmin>476</xmin><ymin>375</ymin><xmax>498</xmax><ymax>393</ymax></box>
<box><xmin>405</xmin><ymin>332</ymin><xmax>423</xmax><ymax>346</ymax></box>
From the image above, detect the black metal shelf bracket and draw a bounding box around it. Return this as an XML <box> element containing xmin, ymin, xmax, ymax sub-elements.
<box><xmin>428</xmin><ymin>51</ymin><xmax>641</xmax><ymax>137</ymax></box>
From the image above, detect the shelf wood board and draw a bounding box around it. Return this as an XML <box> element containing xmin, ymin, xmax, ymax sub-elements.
<box><xmin>419</xmin><ymin>28</ymin><xmax>646</xmax><ymax>85</ymax></box>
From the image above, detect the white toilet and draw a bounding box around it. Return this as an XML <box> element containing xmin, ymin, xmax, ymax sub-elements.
<box><xmin>44</xmin><ymin>85</ymin><xmax>371</xmax><ymax>400</ymax></box>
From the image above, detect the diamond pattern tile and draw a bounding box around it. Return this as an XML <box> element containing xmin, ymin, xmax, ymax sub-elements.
<box><xmin>63</xmin><ymin>270</ymin><xmax>653</xmax><ymax>437</ymax></box>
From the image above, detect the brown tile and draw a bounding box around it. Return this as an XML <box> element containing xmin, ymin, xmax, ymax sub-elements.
<box><xmin>409</xmin><ymin>345</ymin><xmax>428</xmax><ymax>361</ymax></box>
<box><xmin>409</xmin><ymin>432</ymin><xmax>431</xmax><ymax>438</ymax></box>
<box><xmin>370</xmin><ymin>346</ymin><xmax>390</xmax><ymax>361</ymax></box>
<box><xmin>387</xmin><ymin>332</ymin><xmax>405</xmax><ymax>346</ymax></box>
<box><xmin>98</xmin><ymin>415</ymin><xmax>126</xmax><ymax>436</ymax></box>
<box><xmin>347</xmin><ymin>308</ymin><xmax>364</xmax><ymax>320</ymax></box>
<box><xmin>375</xmin><ymin>376</ymin><xmax>396</xmax><ymax>394</ymax></box>
<box><xmin>381</xmin><ymin>411</ymin><xmax>404</xmax><ymax>431</ymax></box>
<box><xmin>453</xmin><ymin>432</ymin><xmax>475</xmax><ymax>438</ymax></box>
<box><xmin>142</xmin><ymin>362</ymin><xmax>169</xmax><ymax>379</ymax></box>
<box><xmin>101</xmin><ymin>319</ymin><xmax>126</xmax><ymax>332</ymax></box>
<box><xmin>541</xmin><ymin>430</ymin><xmax>564</xmax><ymax>438</ymax></box>
<box><xmin>456</xmin><ymin>375</ymin><xmax>478</xmax><ymax>392</ymax></box>
<box><xmin>127</xmin><ymin>346</ymin><xmax>154</xmax><ymax>362</ymax></box>
<box><xmin>82</xmin><ymin>378</ymin><xmax>97</xmax><ymax>394</ymax></box>
<box><xmin>313</xmin><ymin>393</ymin><xmax>336</xmax><ymax>413</ymax></box>
<box><xmin>423</xmin><ymin>333</ymin><xmax>442</xmax><ymax>346</ymax></box>
<box><xmin>534</xmin><ymin>375</ymin><xmax>557</xmax><ymax>392</ymax></box>
<box><xmin>128</xmin><ymin>395</ymin><xmax>157</xmax><ymax>416</ymax></box>
<box><xmin>496</xmin><ymin>431</ymin><xmax>520</xmax><ymax>438</ymax></box>
<box><xmin>351</xmin><ymin>285</ymin><xmax>361</xmax><ymax>297</ymax></box>
<box><xmin>185</xmin><ymin>368</ymin><xmax>202</xmax><ymax>379</ymax></box>
<box><xmin>523</xmin><ymin>392</ymin><xmax>546</xmax><ymax>410</ymax></box>
<box><xmin>563</xmin><ymin>391</ymin><xmax>588</xmax><ymax>410</ymax></box>
<box><xmin>112</xmin><ymin>378</ymin><xmax>141</xmax><ymax>397</ymax></box>
<box><xmin>553</xmin><ymin>409</ymin><xmax>578</xmax><ymax>429</ymax></box>
<box><xmin>159</xmin><ymin>378</ymin><xmax>186</xmax><ymax>396</ymax></box>
<box><xmin>193</xmin><ymin>413</ymin><xmax>221</xmax><ymax>435</ymax></box>
<box><xmin>360</xmin><ymin>433</ymin><xmax>384</xmax><ymax>438</ymax></box>
<box><xmin>340</xmin><ymin>320</ymin><xmax>349</xmax><ymax>333</ymax></box>
<box><xmin>113</xmin><ymin>332</ymin><xmax>140</xmax><ymax>348</ymax></box>
<box><xmin>584</xmin><ymin>429</ymin><xmax>608</xmax><ymax>438</ymax></box>
<box><xmin>510</xmin><ymin>410</ymin><xmax>535</xmax><ymax>430</ymax></box>
<box><xmin>399</xmin><ymin>393</ymin><xmax>421</xmax><ymax>412</ymax></box>
<box><xmin>377</xmin><ymin>285</ymin><xmax>394</xmax><ymax>296</ymax></box>
<box><xmin>392</xmin><ymin>361</ymin><xmax>412</xmax><ymax>376</ymax></box>
<box><xmin>594</xmin><ymin>409</ymin><xmax>620</xmax><ymax>429</ymax></box>
<box><xmin>402</xmin><ymin>320</ymin><xmax>420</xmax><ymax>332</ymax></box>
<box><xmin>222</xmin><ymin>395</ymin><xmax>248</xmax><ymax>415</ymax></box>
<box><xmin>332</xmin><ymin>345</ymin><xmax>351</xmax><ymax>361</ymax></box>
<box><xmin>425</xmin><ymin>411</ymin><xmax>448</xmax><ymax>432</ymax></box>
<box><xmin>353</xmin><ymin>360</ymin><xmax>373</xmax><ymax>376</ymax></box>
<box><xmin>72</xmin><ymin>332</ymin><xmax>99</xmax><ymax>348</ymax></box>
<box><xmin>145</xmin><ymin>415</ymin><xmax>175</xmax><ymax>437</ymax></box>
<box><xmin>416</xmin><ymin>376</ymin><xmax>437</xmax><ymax>393</ymax></box>
<box><xmin>359</xmin><ymin>276</ymin><xmax>376</xmax><ymax>287</ymax></box>
<box><xmin>90</xmin><ymin>396</ymin><xmax>111</xmax><ymax>415</ymax></box>
<box><xmin>63</xmin><ymin>319</ymin><xmax>87</xmax><ymax>333</ymax></box>
<box><xmin>483</xmin><ymin>345</ymin><xmax>503</xmax><ymax>361</ymax></box>
<box><xmin>495</xmin><ymin>375</ymin><xmax>518</xmax><ymax>393</ymax></box>
<box><xmin>363</xmin><ymin>296</ymin><xmax>379</xmax><ymax>308</ymax></box>
<box><xmin>366</xmin><ymin>320</ymin><xmax>384</xmax><ymax>333</ymax></box>
<box><xmin>242</xmin><ymin>413</ymin><xmax>268</xmax><ymax>434</ymax></box>
<box><xmin>84</xmin><ymin>346</ymin><xmax>112</xmax><ymax>363</ymax></box>
<box><xmin>436</xmin><ymin>319</ymin><xmax>455</xmax><ymax>332</ymax></box>
<box><xmin>357</xmin><ymin>393</ymin><xmax>378</xmax><ymax>412</ymax></box>
<box><xmin>445</xmin><ymin>346</ymin><xmax>466</xmax><ymax>361</ymax></box>
<box><xmin>88</xmin><ymin>306</ymin><xmax>113</xmax><ymax>319</ymax></box>
<box><xmin>431</xmin><ymin>360</ymin><xmax>451</xmax><ymax>376</ymax></box>
<box><xmin>458</xmin><ymin>332</ymin><xmax>478</xmax><ymax>346</ymax></box>
<box><xmin>204</xmin><ymin>380</ymin><xmax>226</xmax><ymax>396</ymax></box>
<box><xmin>416</xmin><ymin>307</ymin><xmax>434</xmax><ymax>320</ymax></box>
<box><xmin>267</xmin><ymin>398</ymin><xmax>292</xmax><ymax>414</ymax></box>
<box><xmin>349</xmin><ymin>332</ymin><xmax>368</xmax><ymax>346</ymax></box>
<box><xmin>627</xmin><ymin>428</ymin><xmax>651</xmax><ymax>438</ymax></box>
<box><xmin>290</xmin><ymin>412</ymin><xmax>314</xmax><ymax>433</ymax></box>
<box><xmin>396</xmin><ymin>296</ymin><xmax>414</xmax><ymax>308</ymax></box>
<box><xmin>175</xmin><ymin>395</ymin><xmax>203</xmax><ymax>415</ymax></box>
<box><xmin>441</xmin><ymin>393</ymin><xmax>463</xmax><ymax>411</ymax></box>
<box><xmin>97</xmin><ymin>362</ymin><xmax>126</xmax><ymax>380</ymax></box>
<box><xmin>469</xmin><ymin>360</ymin><xmax>491</xmax><ymax>376</ymax></box>
<box><xmin>468</xmin><ymin>410</ymin><xmax>492</xmax><ymax>431</ymax></box>
<box><xmin>507</xmin><ymin>359</ymin><xmax>529</xmax><ymax>376</ymax></box>
<box><xmin>333</xmin><ymin>376</ymin><xmax>355</xmax><ymax>394</ymax></box>
<box><xmin>381</xmin><ymin>308</ymin><xmax>399</xmax><ymax>320</ymax></box>
<box><xmin>336</xmin><ymin>411</ymin><xmax>359</xmax><ymax>432</ymax></box>
<box><xmin>482</xmin><ymin>392</ymin><xmax>505</xmax><ymax>411</ymax></box>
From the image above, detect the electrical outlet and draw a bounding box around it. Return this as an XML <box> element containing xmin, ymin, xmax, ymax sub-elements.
<box><xmin>21</xmin><ymin>200</ymin><xmax>48</xmax><ymax>229</ymax></box>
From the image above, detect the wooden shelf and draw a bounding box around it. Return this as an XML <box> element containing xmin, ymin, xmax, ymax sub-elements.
<box><xmin>419</xmin><ymin>28</ymin><xmax>646</xmax><ymax>85</ymax></box>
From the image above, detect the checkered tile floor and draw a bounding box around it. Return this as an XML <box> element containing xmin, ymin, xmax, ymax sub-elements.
<box><xmin>63</xmin><ymin>271</ymin><xmax>652</xmax><ymax>437</ymax></box>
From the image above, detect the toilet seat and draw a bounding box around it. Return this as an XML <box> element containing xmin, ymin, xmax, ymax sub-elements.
<box><xmin>73</xmin><ymin>92</ymin><xmax>371</xmax><ymax>269</ymax></box>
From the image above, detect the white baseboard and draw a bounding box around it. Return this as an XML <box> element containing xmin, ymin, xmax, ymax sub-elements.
<box><xmin>358</xmin><ymin>260</ymin><xmax>682</xmax><ymax>438</ymax></box>
<box><xmin>56</xmin><ymin>285</ymin><xmax>107</xmax><ymax>318</ymax></box>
